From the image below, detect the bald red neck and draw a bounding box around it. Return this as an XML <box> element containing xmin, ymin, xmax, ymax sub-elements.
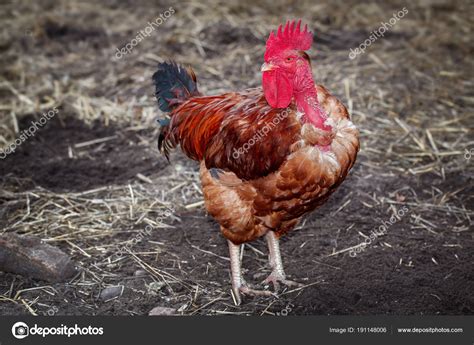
<box><xmin>293</xmin><ymin>64</ymin><xmax>331</xmax><ymax>131</ymax></box>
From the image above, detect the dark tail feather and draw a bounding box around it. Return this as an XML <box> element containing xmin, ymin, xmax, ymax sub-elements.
<box><xmin>158</xmin><ymin>128</ymin><xmax>170</xmax><ymax>161</ymax></box>
<box><xmin>156</xmin><ymin>118</ymin><xmax>171</xmax><ymax>161</ymax></box>
<box><xmin>153</xmin><ymin>61</ymin><xmax>199</xmax><ymax>160</ymax></box>
<box><xmin>152</xmin><ymin>61</ymin><xmax>199</xmax><ymax>112</ymax></box>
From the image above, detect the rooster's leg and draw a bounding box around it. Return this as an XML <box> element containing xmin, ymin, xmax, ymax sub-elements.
<box><xmin>228</xmin><ymin>240</ymin><xmax>274</xmax><ymax>305</ymax></box>
<box><xmin>262</xmin><ymin>231</ymin><xmax>303</xmax><ymax>292</ymax></box>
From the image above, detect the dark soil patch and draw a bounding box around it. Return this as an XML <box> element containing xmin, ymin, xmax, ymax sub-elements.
<box><xmin>0</xmin><ymin>115</ymin><xmax>163</xmax><ymax>193</ymax></box>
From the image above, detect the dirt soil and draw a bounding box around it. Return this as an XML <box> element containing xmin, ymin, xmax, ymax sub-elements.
<box><xmin>0</xmin><ymin>0</ymin><xmax>473</xmax><ymax>316</ymax></box>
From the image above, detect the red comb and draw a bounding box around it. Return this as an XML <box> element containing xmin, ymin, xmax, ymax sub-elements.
<box><xmin>264</xmin><ymin>20</ymin><xmax>313</xmax><ymax>60</ymax></box>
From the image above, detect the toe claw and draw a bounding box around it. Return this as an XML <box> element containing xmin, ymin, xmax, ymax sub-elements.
<box><xmin>240</xmin><ymin>286</ymin><xmax>276</xmax><ymax>298</ymax></box>
<box><xmin>262</xmin><ymin>271</ymin><xmax>302</xmax><ymax>292</ymax></box>
<box><xmin>231</xmin><ymin>287</ymin><xmax>242</xmax><ymax>306</ymax></box>
<box><xmin>262</xmin><ymin>276</ymin><xmax>280</xmax><ymax>292</ymax></box>
<box><xmin>231</xmin><ymin>284</ymin><xmax>277</xmax><ymax>305</ymax></box>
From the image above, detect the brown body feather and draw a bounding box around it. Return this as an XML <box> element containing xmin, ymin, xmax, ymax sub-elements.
<box><xmin>162</xmin><ymin>85</ymin><xmax>359</xmax><ymax>244</ymax></box>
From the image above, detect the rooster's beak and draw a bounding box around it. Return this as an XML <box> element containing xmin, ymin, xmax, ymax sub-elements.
<box><xmin>261</xmin><ymin>62</ymin><xmax>275</xmax><ymax>72</ymax></box>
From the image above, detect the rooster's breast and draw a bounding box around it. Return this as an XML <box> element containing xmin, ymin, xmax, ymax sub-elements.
<box><xmin>200</xmin><ymin>85</ymin><xmax>359</xmax><ymax>243</ymax></box>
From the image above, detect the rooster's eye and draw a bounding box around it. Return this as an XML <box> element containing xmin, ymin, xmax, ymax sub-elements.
<box><xmin>286</xmin><ymin>57</ymin><xmax>293</xmax><ymax>62</ymax></box>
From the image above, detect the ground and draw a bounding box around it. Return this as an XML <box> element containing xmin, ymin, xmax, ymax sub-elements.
<box><xmin>0</xmin><ymin>0</ymin><xmax>472</xmax><ymax>316</ymax></box>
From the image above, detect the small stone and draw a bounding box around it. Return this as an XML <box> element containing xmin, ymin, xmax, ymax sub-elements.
<box><xmin>0</xmin><ymin>234</ymin><xmax>77</xmax><ymax>282</ymax></box>
<box><xmin>149</xmin><ymin>306</ymin><xmax>176</xmax><ymax>316</ymax></box>
<box><xmin>100</xmin><ymin>285</ymin><xmax>124</xmax><ymax>300</ymax></box>
<box><xmin>134</xmin><ymin>269</ymin><xmax>147</xmax><ymax>276</ymax></box>
<box><xmin>147</xmin><ymin>281</ymin><xmax>166</xmax><ymax>295</ymax></box>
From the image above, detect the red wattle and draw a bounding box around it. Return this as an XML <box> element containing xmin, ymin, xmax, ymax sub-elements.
<box><xmin>262</xmin><ymin>70</ymin><xmax>293</xmax><ymax>108</ymax></box>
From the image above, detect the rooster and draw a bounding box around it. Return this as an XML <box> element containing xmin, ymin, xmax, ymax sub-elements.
<box><xmin>153</xmin><ymin>20</ymin><xmax>359</xmax><ymax>305</ymax></box>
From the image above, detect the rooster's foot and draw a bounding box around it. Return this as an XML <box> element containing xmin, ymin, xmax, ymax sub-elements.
<box><xmin>262</xmin><ymin>271</ymin><xmax>303</xmax><ymax>292</ymax></box>
<box><xmin>232</xmin><ymin>283</ymin><xmax>275</xmax><ymax>305</ymax></box>
<box><xmin>228</xmin><ymin>239</ymin><xmax>276</xmax><ymax>305</ymax></box>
